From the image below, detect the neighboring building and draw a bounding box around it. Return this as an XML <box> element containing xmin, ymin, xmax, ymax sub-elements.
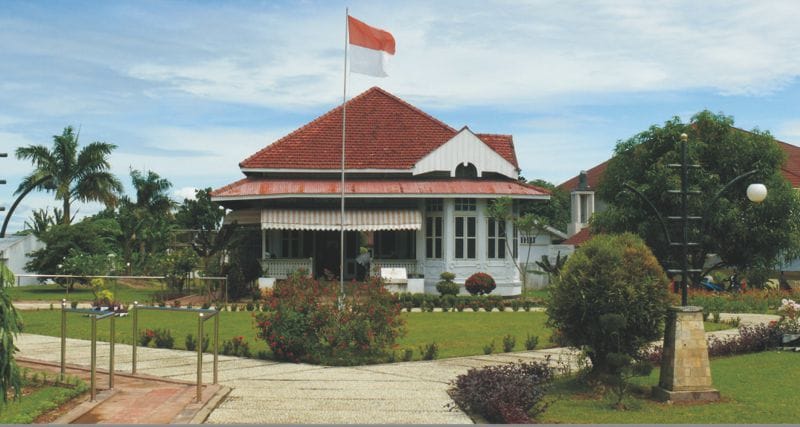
<box><xmin>0</xmin><ymin>234</ymin><xmax>46</xmax><ymax>286</ymax></box>
<box><xmin>557</xmin><ymin>135</ymin><xmax>800</xmax><ymax>256</ymax></box>
<box><xmin>211</xmin><ymin>87</ymin><xmax>550</xmax><ymax>295</ymax></box>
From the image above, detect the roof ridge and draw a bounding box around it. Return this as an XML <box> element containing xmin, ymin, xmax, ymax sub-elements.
<box><xmin>239</xmin><ymin>87</ymin><xmax>457</xmax><ymax>168</ymax></box>
<box><xmin>368</xmin><ymin>87</ymin><xmax>457</xmax><ymax>133</ymax></box>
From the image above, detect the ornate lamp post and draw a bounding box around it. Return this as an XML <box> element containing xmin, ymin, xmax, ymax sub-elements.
<box><xmin>624</xmin><ymin>133</ymin><xmax>766</xmax><ymax>402</ymax></box>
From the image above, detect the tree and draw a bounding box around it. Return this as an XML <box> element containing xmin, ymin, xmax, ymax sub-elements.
<box><xmin>26</xmin><ymin>217</ymin><xmax>121</xmax><ymax>289</ymax></box>
<box><xmin>0</xmin><ymin>263</ymin><xmax>22</xmax><ymax>403</ymax></box>
<box><xmin>486</xmin><ymin>197</ymin><xmax>547</xmax><ymax>290</ymax></box>
<box><xmin>23</xmin><ymin>207</ymin><xmax>64</xmax><ymax>236</ymax></box>
<box><xmin>175</xmin><ymin>188</ymin><xmax>237</xmax><ymax>275</ymax></box>
<box><xmin>523</xmin><ymin>179</ymin><xmax>570</xmax><ymax>232</ymax></box>
<box><xmin>107</xmin><ymin>169</ymin><xmax>176</xmax><ymax>273</ymax></box>
<box><xmin>15</xmin><ymin>126</ymin><xmax>122</xmax><ymax>225</ymax></box>
<box><xmin>546</xmin><ymin>233</ymin><xmax>669</xmax><ymax>377</ymax></box>
<box><xmin>593</xmin><ymin>111</ymin><xmax>800</xmax><ymax>285</ymax></box>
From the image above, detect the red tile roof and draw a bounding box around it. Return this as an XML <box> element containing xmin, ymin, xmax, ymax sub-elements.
<box><xmin>212</xmin><ymin>178</ymin><xmax>548</xmax><ymax>199</ymax></box>
<box><xmin>563</xmin><ymin>227</ymin><xmax>592</xmax><ymax>246</ymax></box>
<box><xmin>558</xmin><ymin>161</ymin><xmax>609</xmax><ymax>191</ymax></box>
<box><xmin>239</xmin><ymin>87</ymin><xmax>519</xmax><ymax>170</ymax></box>
<box><xmin>558</xmin><ymin>138</ymin><xmax>800</xmax><ymax>191</ymax></box>
<box><xmin>777</xmin><ymin>140</ymin><xmax>800</xmax><ymax>187</ymax></box>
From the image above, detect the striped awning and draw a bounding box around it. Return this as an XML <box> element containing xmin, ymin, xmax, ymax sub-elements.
<box><xmin>260</xmin><ymin>209</ymin><xmax>421</xmax><ymax>231</ymax></box>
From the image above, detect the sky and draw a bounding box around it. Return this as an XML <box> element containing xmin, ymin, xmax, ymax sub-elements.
<box><xmin>2</xmin><ymin>0</ymin><xmax>800</xmax><ymax>233</ymax></box>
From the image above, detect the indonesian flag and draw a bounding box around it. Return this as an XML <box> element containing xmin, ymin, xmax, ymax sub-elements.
<box><xmin>348</xmin><ymin>15</ymin><xmax>395</xmax><ymax>77</ymax></box>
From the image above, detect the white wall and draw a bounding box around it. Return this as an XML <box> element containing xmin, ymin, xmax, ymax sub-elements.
<box><xmin>0</xmin><ymin>235</ymin><xmax>46</xmax><ymax>286</ymax></box>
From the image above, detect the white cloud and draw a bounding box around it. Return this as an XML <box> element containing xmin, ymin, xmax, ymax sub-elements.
<box><xmin>173</xmin><ymin>187</ymin><xmax>198</xmax><ymax>202</ymax></box>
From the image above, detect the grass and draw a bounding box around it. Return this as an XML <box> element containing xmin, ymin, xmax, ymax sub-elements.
<box><xmin>0</xmin><ymin>376</ymin><xmax>86</xmax><ymax>424</ymax></box>
<box><xmin>8</xmin><ymin>280</ymin><xmax>163</xmax><ymax>304</ymax></box>
<box><xmin>17</xmin><ymin>308</ymin><xmax>738</xmax><ymax>361</ymax></box>
<box><xmin>540</xmin><ymin>351</ymin><xmax>800</xmax><ymax>424</ymax></box>
<box><xmin>397</xmin><ymin>311</ymin><xmax>554</xmax><ymax>358</ymax></box>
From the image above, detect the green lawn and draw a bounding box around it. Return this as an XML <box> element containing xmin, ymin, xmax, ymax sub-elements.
<box><xmin>398</xmin><ymin>311</ymin><xmax>554</xmax><ymax>358</ymax></box>
<box><xmin>17</xmin><ymin>309</ymin><xmax>736</xmax><ymax>361</ymax></box>
<box><xmin>8</xmin><ymin>281</ymin><xmax>162</xmax><ymax>304</ymax></box>
<box><xmin>541</xmin><ymin>351</ymin><xmax>800</xmax><ymax>423</ymax></box>
<box><xmin>0</xmin><ymin>378</ymin><xmax>86</xmax><ymax>424</ymax></box>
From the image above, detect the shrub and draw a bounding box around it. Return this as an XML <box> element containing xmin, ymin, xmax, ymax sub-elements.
<box><xmin>502</xmin><ymin>334</ymin><xmax>516</xmax><ymax>352</ymax></box>
<box><xmin>468</xmin><ymin>297</ymin><xmax>481</xmax><ymax>312</ymax></box>
<box><xmin>402</xmin><ymin>348</ymin><xmax>414</xmax><ymax>362</ymax></box>
<box><xmin>436</xmin><ymin>272</ymin><xmax>460</xmax><ymax>296</ymax></box>
<box><xmin>153</xmin><ymin>328</ymin><xmax>174</xmax><ymax>349</ymax></box>
<box><xmin>411</xmin><ymin>293</ymin><xmax>425</xmax><ymax>308</ymax></box>
<box><xmin>139</xmin><ymin>329</ymin><xmax>155</xmax><ymax>346</ymax></box>
<box><xmin>254</xmin><ymin>275</ymin><xmax>405</xmax><ymax>365</ymax></box>
<box><xmin>483</xmin><ymin>341</ymin><xmax>495</xmax><ymax>355</ymax></box>
<box><xmin>449</xmin><ymin>361</ymin><xmax>554</xmax><ymax>423</ymax></box>
<box><xmin>465</xmin><ymin>272</ymin><xmax>496</xmax><ymax>296</ymax></box>
<box><xmin>511</xmin><ymin>299</ymin><xmax>521</xmax><ymax>312</ymax></box>
<box><xmin>185</xmin><ymin>333</ymin><xmax>210</xmax><ymax>352</ymax></box>
<box><xmin>419</xmin><ymin>342</ymin><xmax>439</xmax><ymax>360</ymax></box>
<box><xmin>246</xmin><ymin>302</ymin><xmax>255</xmax><ymax>312</ymax></box>
<box><xmin>70</xmin><ymin>300</ymin><xmax>79</xmax><ymax>309</ymax></box>
<box><xmin>525</xmin><ymin>333</ymin><xmax>539</xmax><ymax>350</ymax></box>
<box><xmin>546</xmin><ymin>233</ymin><xmax>669</xmax><ymax>376</ymax></box>
<box><xmin>221</xmin><ymin>336</ymin><xmax>251</xmax><ymax>357</ymax></box>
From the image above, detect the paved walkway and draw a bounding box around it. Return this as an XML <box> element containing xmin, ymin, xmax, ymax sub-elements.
<box><xmin>15</xmin><ymin>312</ymin><xmax>779</xmax><ymax>424</ymax></box>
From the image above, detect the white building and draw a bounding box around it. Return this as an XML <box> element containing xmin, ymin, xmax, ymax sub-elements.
<box><xmin>211</xmin><ymin>87</ymin><xmax>551</xmax><ymax>295</ymax></box>
<box><xmin>0</xmin><ymin>234</ymin><xmax>46</xmax><ymax>286</ymax></box>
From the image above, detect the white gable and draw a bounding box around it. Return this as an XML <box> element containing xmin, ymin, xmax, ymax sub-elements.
<box><xmin>412</xmin><ymin>128</ymin><xmax>518</xmax><ymax>178</ymax></box>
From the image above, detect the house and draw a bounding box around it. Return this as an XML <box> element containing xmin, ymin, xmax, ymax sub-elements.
<box><xmin>211</xmin><ymin>87</ymin><xmax>550</xmax><ymax>295</ymax></box>
<box><xmin>0</xmin><ymin>234</ymin><xmax>46</xmax><ymax>286</ymax></box>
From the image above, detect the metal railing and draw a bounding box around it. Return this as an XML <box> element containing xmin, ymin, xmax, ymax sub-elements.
<box><xmin>131</xmin><ymin>303</ymin><xmax>219</xmax><ymax>402</ymax></box>
<box><xmin>372</xmin><ymin>259</ymin><xmax>419</xmax><ymax>277</ymax></box>
<box><xmin>260</xmin><ymin>258</ymin><xmax>314</xmax><ymax>278</ymax></box>
<box><xmin>59</xmin><ymin>299</ymin><xmax>116</xmax><ymax>401</ymax></box>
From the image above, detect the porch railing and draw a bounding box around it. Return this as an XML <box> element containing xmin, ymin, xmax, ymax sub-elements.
<box><xmin>261</xmin><ymin>258</ymin><xmax>313</xmax><ymax>279</ymax></box>
<box><xmin>372</xmin><ymin>259</ymin><xmax>420</xmax><ymax>277</ymax></box>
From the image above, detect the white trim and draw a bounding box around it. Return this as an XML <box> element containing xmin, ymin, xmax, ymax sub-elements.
<box><xmin>412</xmin><ymin>128</ymin><xmax>518</xmax><ymax>179</ymax></box>
<box><xmin>212</xmin><ymin>193</ymin><xmax>550</xmax><ymax>202</ymax></box>
<box><xmin>240</xmin><ymin>168</ymin><xmax>407</xmax><ymax>174</ymax></box>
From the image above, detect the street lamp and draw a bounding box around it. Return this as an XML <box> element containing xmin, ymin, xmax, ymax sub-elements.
<box><xmin>624</xmin><ymin>132</ymin><xmax>766</xmax><ymax>403</ymax></box>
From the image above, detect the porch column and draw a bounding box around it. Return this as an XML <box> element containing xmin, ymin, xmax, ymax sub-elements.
<box><xmin>477</xmin><ymin>199</ymin><xmax>487</xmax><ymax>268</ymax></box>
<box><xmin>416</xmin><ymin>199</ymin><xmax>426</xmax><ymax>277</ymax></box>
<box><xmin>443</xmin><ymin>198</ymin><xmax>455</xmax><ymax>266</ymax></box>
<box><xmin>261</xmin><ymin>229</ymin><xmax>267</xmax><ymax>260</ymax></box>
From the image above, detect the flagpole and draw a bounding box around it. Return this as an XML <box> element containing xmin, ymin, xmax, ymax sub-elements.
<box><xmin>340</xmin><ymin>7</ymin><xmax>349</xmax><ymax>301</ymax></box>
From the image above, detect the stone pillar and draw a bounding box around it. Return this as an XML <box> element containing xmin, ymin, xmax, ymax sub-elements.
<box><xmin>653</xmin><ymin>306</ymin><xmax>720</xmax><ymax>402</ymax></box>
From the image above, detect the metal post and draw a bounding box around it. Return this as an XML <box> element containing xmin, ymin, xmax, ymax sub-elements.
<box><xmin>197</xmin><ymin>313</ymin><xmax>204</xmax><ymax>402</ymax></box>
<box><xmin>109</xmin><ymin>313</ymin><xmax>115</xmax><ymax>389</ymax></box>
<box><xmin>132</xmin><ymin>301</ymin><xmax>138</xmax><ymax>374</ymax></box>
<box><xmin>213</xmin><ymin>313</ymin><xmax>219</xmax><ymax>385</ymax></box>
<box><xmin>680</xmin><ymin>134</ymin><xmax>689</xmax><ymax>306</ymax></box>
<box><xmin>91</xmin><ymin>315</ymin><xmax>97</xmax><ymax>401</ymax></box>
<box><xmin>60</xmin><ymin>299</ymin><xmax>66</xmax><ymax>381</ymax></box>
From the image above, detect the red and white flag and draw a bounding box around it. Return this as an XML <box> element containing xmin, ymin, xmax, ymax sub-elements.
<box><xmin>348</xmin><ymin>15</ymin><xmax>395</xmax><ymax>77</ymax></box>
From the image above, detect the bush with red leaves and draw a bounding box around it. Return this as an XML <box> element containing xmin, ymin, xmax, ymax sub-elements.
<box><xmin>465</xmin><ymin>272</ymin><xmax>496</xmax><ymax>296</ymax></box>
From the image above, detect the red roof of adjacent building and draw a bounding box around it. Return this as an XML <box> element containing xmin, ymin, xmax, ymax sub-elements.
<box><xmin>562</xmin><ymin>227</ymin><xmax>592</xmax><ymax>246</ymax></box>
<box><xmin>558</xmin><ymin>138</ymin><xmax>800</xmax><ymax>191</ymax></box>
<box><xmin>557</xmin><ymin>161</ymin><xmax>609</xmax><ymax>191</ymax></box>
<box><xmin>239</xmin><ymin>87</ymin><xmax>519</xmax><ymax>170</ymax></box>
<box><xmin>212</xmin><ymin>178</ymin><xmax>548</xmax><ymax>199</ymax></box>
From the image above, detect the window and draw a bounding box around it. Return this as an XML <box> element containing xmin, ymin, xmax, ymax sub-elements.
<box><xmin>487</xmin><ymin>218</ymin><xmax>506</xmax><ymax>259</ymax></box>
<box><xmin>425</xmin><ymin>216</ymin><xmax>442</xmax><ymax>259</ymax></box>
<box><xmin>281</xmin><ymin>230</ymin><xmax>301</xmax><ymax>258</ymax></box>
<box><xmin>455</xmin><ymin>163</ymin><xmax>478</xmax><ymax>178</ymax></box>
<box><xmin>455</xmin><ymin>198</ymin><xmax>476</xmax><ymax>211</ymax></box>
<box><xmin>455</xmin><ymin>216</ymin><xmax>476</xmax><ymax>259</ymax></box>
<box><xmin>426</xmin><ymin>199</ymin><xmax>443</xmax><ymax>213</ymax></box>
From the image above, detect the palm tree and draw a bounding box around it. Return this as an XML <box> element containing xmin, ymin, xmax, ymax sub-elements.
<box><xmin>15</xmin><ymin>126</ymin><xmax>123</xmax><ymax>225</ymax></box>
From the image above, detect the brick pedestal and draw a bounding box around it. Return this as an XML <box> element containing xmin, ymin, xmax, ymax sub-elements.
<box><xmin>652</xmin><ymin>306</ymin><xmax>720</xmax><ymax>402</ymax></box>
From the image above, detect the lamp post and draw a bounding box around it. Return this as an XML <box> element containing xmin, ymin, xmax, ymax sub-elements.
<box><xmin>624</xmin><ymin>132</ymin><xmax>766</xmax><ymax>403</ymax></box>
